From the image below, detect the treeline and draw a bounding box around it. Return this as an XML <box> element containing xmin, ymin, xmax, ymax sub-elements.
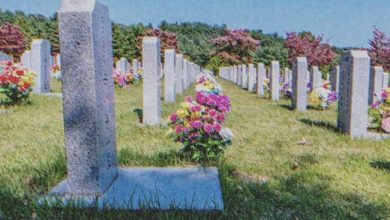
<box><xmin>0</xmin><ymin>8</ymin><xmax>349</xmax><ymax>73</ymax></box>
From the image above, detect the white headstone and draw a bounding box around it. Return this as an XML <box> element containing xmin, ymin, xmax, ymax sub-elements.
<box><xmin>164</xmin><ymin>49</ymin><xmax>175</xmax><ymax>103</ymax></box>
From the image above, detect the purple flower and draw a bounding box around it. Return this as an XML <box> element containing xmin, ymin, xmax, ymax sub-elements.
<box><xmin>204</xmin><ymin>124</ymin><xmax>213</xmax><ymax>134</ymax></box>
<box><xmin>170</xmin><ymin>113</ymin><xmax>178</xmax><ymax>123</ymax></box>
<box><xmin>191</xmin><ymin>120</ymin><xmax>203</xmax><ymax>129</ymax></box>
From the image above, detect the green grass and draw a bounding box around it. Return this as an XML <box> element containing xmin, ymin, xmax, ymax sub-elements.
<box><xmin>1</xmin><ymin>78</ymin><xmax>390</xmax><ymax>219</ymax></box>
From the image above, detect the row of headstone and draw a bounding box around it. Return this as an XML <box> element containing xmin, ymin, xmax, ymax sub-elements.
<box><xmin>47</xmin><ymin>0</ymin><xmax>223</xmax><ymax>210</ymax></box>
<box><xmin>219</xmin><ymin>61</ymin><xmax>282</xmax><ymax>101</ymax></box>
<box><xmin>221</xmin><ymin>50</ymin><xmax>390</xmax><ymax>139</ymax></box>
<box><xmin>142</xmin><ymin>38</ymin><xmax>202</xmax><ymax>125</ymax></box>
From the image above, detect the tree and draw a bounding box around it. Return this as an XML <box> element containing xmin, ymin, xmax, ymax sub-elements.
<box><xmin>0</xmin><ymin>22</ymin><xmax>26</xmax><ymax>58</ymax></box>
<box><xmin>369</xmin><ymin>27</ymin><xmax>390</xmax><ymax>71</ymax></box>
<box><xmin>285</xmin><ymin>32</ymin><xmax>336</xmax><ymax>68</ymax></box>
<box><xmin>251</xmin><ymin>30</ymin><xmax>289</xmax><ymax>67</ymax></box>
<box><xmin>137</xmin><ymin>28</ymin><xmax>179</xmax><ymax>59</ymax></box>
<box><xmin>211</xmin><ymin>29</ymin><xmax>260</xmax><ymax>64</ymax></box>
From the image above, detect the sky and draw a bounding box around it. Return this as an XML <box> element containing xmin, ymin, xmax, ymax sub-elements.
<box><xmin>1</xmin><ymin>0</ymin><xmax>390</xmax><ymax>47</ymax></box>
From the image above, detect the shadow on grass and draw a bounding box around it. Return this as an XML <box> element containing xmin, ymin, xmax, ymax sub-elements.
<box><xmin>370</xmin><ymin>161</ymin><xmax>390</xmax><ymax>173</ymax></box>
<box><xmin>219</xmin><ymin>161</ymin><xmax>389</xmax><ymax>219</ymax></box>
<box><xmin>298</xmin><ymin>118</ymin><xmax>339</xmax><ymax>132</ymax></box>
<box><xmin>2</xmin><ymin>154</ymin><xmax>389</xmax><ymax>219</ymax></box>
<box><xmin>278</xmin><ymin>103</ymin><xmax>292</xmax><ymax>110</ymax></box>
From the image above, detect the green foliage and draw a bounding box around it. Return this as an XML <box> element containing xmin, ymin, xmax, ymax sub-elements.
<box><xmin>112</xmin><ymin>23</ymin><xmax>146</xmax><ymax>60</ymax></box>
<box><xmin>160</xmin><ymin>21</ymin><xmax>226</xmax><ymax>66</ymax></box>
<box><xmin>251</xmin><ymin>30</ymin><xmax>289</xmax><ymax>67</ymax></box>
<box><xmin>205</xmin><ymin>55</ymin><xmax>226</xmax><ymax>74</ymax></box>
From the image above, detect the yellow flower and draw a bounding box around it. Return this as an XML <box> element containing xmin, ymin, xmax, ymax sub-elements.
<box><xmin>181</xmin><ymin>102</ymin><xmax>191</xmax><ymax>109</ymax></box>
<box><xmin>309</xmin><ymin>92</ymin><xmax>321</xmax><ymax>107</ymax></box>
<box><xmin>190</xmin><ymin>111</ymin><xmax>201</xmax><ymax>120</ymax></box>
<box><xmin>176</xmin><ymin>108</ymin><xmax>188</xmax><ymax>118</ymax></box>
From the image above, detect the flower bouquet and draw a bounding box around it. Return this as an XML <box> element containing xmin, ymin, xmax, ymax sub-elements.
<box><xmin>0</xmin><ymin>61</ymin><xmax>36</xmax><ymax>105</ymax></box>
<box><xmin>51</xmin><ymin>64</ymin><xmax>61</xmax><ymax>80</ymax></box>
<box><xmin>368</xmin><ymin>88</ymin><xmax>390</xmax><ymax>133</ymax></box>
<box><xmin>308</xmin><ymin>82</ymin><xmax>337</xmax><ymax>110</ymax></box>
<box><xmin>168</xmin><ymin>73</ymin><xmax>233</xmax><ymax>165</ymax></box>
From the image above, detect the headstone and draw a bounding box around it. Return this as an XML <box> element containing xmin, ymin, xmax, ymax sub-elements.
<box><xmin>369</xmin><ymin>66</ymin><xmax>384</xmax><ymax>104</ymax></box>
<box><xmin>21</xmin><ymin>50</ymin><xmax>31</xmax><ymax>69</ymax></box>
<box><xmin>132</xmin><ymin>59</ymin><xmax>138</xmax><ymax>75</ymax></box>
<box><xmin>284</xmin><ymin>67</ymin><xmax>290</xmax><ymax>82</ymax></box>
<box><xmin>31</xmin><ymin>39</ymin><xmax>51</xmax><ymax>93</ymax></box>
<box><xmin>116</xmin><ymin>57</ymin><xmax>130</xmax><ymax>74</ymax></box>
<box><xmin>241</xmin><ymin>64</ymin><xmax>248</xmax><ymax>89</ymax></box>
<box><xmin>237</xmin><ymin>65</ymin><xmax>242</xmax><ymax>86</ymax></box>
<box><xmin>248</xmin><ymin>64</ymin><xmax>256</xmax><ymax>92</ymax></box>
<box><xmin>182</xmin><ymin>59</ymin><xmax>188</xmax><ymax>89</ymax></box>
<box><xmin>337</xmin><ymin>50</ymin><xmax>370</xmax><ymax>138</ymax></box>
<box><xmin>257</xmin><ymin>63</ymin><xmax>266</xmax><ymax>97</ymax></box>
<box><xmin>330</xmin><ymin>66</ymin><xmax>340</xmax><ymax>93</ymax></box>
<box><xmin>270</xmin><ymin>61</ymin><xmax>280</xmax><ymax>101</ymax></box>
<box><xmin>164</xmin><ymin>49</ymin><xmax>175</xmax><ymax>103</ymax></box>
<box><xmin>292</xmin><ymin>57</ymin><xmax>308</xmax><ymax>112</ymax></box>
<box><xmin>0</xmin><ymin>52</ymin><xmax>11</xmax><ymax>62</ymax></box>
<box><xmin>56</xmin><ymin>0</ymin><xmax>117</xmax><ymax>195</ymax></box>
<box><xmin>142</xmin><ymin>37</ymin><xmax>162</xmax><ymax>125</ymax></box>
<box><xmin>383</xmin><ymin>72</ymin><xmax>389</xmax><ymax>90</ymax></box>
<box><xmin>175</xmin><ymin>54</ymin><xmax>183</xmax><ymax>94</ymax></box>
<box><xmin>310</xmin><ymin>66</ymin><xmax>322</xmax><ymax>91</ymax></box>
<box><xmin>56</xmin><ymin>54</ymin><xmax>61</xmax><ymax>65</ymax></box>
<box><xmin>233</xmin><ymin>65</ymin><xmax>237</xmax><ymax>84</ymax></box>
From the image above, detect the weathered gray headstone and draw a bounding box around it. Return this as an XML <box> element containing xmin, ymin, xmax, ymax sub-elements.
<box><xmin>248</xmin><ymin>64</ymin><xmax>256</xmax><ymax>92</ymax></box>
<box><xmin>164</xmin><ymin>49</ymin><xmax>175</xmax><ymax>103</ymax></box>
<box><xmin>330</xmin><ymin>66</ymin><xmax>340</xmax><ymax>93</ymax></box>
<box><xmin>310</xmin><ymin>66</ymin><xmax>322</xmax><ymax>90</ymax></box>
<box><xmin>257</xmin><ymin>63</ymin><xmax>266</xmax><ymax>97</ymax></box>
<box><xmin>31</xmin><ymin>39</ymin><xmax>51</xmax><ymax>93</ymax></box>
<box><xmin>270</xmin><ymin>61</ymin><xmax>280</xmax><ymax>101</ymax></box>
<box><xmin>56</xmin><ymin>0</ymin><xmax>117</xmax><ymax>195</ymax></box>
<box><xmin>21</xmin><ymin>50</ymin><xmax>31</xmax><ymax>69</ymax></box>
<box><xmin>241</xmin><ymin>64</ymin><xmax>248</xmax><ymax>89</ymax></box>
<box><xmin>116</xmin><ymin>57</ymin><xmax>130</xmax><ymax>74</ymax></box>
<box><xmin>237</xmin><ymin>65</ymin><xmax>242</xmax><ymax>86</ymax></box>
<box><xmin>175</xmin><ymin>54</ymin><xmax>183</xmax><ymax>94</ymax></box>
<box><xmin>56</xmin><ymin>54</ymin><xmax>61</xmax><ymax>65</ymax></box>
<box><xmin>182</xmin><ymin>59</ymin><xmax>188</xmax><ymax>90</ymax></box>
<box><xmin>132</xmin><ymin>59</ymin><xmax>138</xmax><ymax>75</ymax></box>
<box><xmin>143</xmin><ymin>37</ymin><xmax>162</xmax><ymax>125</ymax></box>
<box><xmin>310</xmin><ymin>66</ymin><xmax>322</xmax><ymax>91</ymax></box>
<box><xmin>337</xmin><ymin>50</ymin><xmax>370</xmax><ymax>138</ymax></box>
<box><xmin>292</xmin><ymin>57</ymin><xmax>308</xmax><ymax>112</ymax></box>
<box><xmin>0</xmin><ymin>52</ymin><xmax>11</xmax><ymax>62</ymax></box>
<box><xmin>383</xmin><ymin>72</ymin><xmax>389</xmax><ymax>90</ymax></box>
<box><xmin>369</xmin><ymin>66</ymin><xmax>384</xmax><ymax>104</ymax></box>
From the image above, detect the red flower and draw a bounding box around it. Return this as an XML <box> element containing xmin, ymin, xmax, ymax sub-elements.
<box><xmin>16</xmin><ymin>69</ymin><xmax>24</xmax><ymax>76</ymax></box>
<box><xmin>8</xmin><ymin>75</ymin><xmax>20</xmax><ymax>84</ymax></box>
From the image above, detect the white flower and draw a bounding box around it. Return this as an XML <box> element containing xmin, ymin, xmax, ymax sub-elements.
<box><xmin>219</xmin><ymin>128</ymin><xmax>233</xmax><ymax>141</ymax></box>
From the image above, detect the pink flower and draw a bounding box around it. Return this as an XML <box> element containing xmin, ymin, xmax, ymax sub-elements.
<box><xmin>191</xmin><ymin>120</ymin><xmax>203</xmax><ymax>129</ymax></box>
<box><xmin>185</xmin><ymin>96</ymin><xmax>193</xmax><ymax>102</ymax></box>
<box><xmin>191</xmin><ymin>105</ymin><xmax>201</xmax><ymax>112</ymax></box>
<box><xmin>175</xmin><ymin>125</ymin><xmax>183</xmax><ymax>134</ymax></box>
<box><xmin>208</xmin><ymin>109</ymin><xmax>217</xmax><ymax>118</ymax></box>
<box><xmin>382</xmin><ymin>117</ymin><xmax>390</xmax><ymax>133</ymax></box>
<box><xmin>170</xmin><ymin>113</ymin><xmax>178</xmax><ymax>123</ymax></box>
<box><xmin>204</xmin><ymin>124</ymin><xmax>213</xmax><ymax>134</ymax></box>
<box><xmin>213</xmin><ymin>123</ymin><xmax>222</xmax><ymax>132</ymax></box>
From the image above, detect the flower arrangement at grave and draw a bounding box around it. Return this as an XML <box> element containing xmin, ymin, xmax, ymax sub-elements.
<box><xmin>281</xmin><ymin>81</ymin><xmax>292</xmax><ymax>99</ymax></box>
<box><xmin>0</xmin><ymin>61</ymin><xmax>36</xmax><ymax>105</ymax></box>
<box><xmin>308</xmin><ymin>81</ymin><xmax>337</xmax><ymax>110</ymax></box>
<box><xmin>368</xmin><ymin>88</ymin><xmax>390</xmax><ymax>133</ymax></box>
<box><xmin>169</xmin><ymin>73</ymin><xmax>233</xmax><ymax>165</ymax></box>
<box><xmin>51</xmin><ymin>64</ymin><xmax>61</xmax><ymax>80</ymax></box>
<box><xmin>113</xmin><ymin>68</ymin><xmax>143</xmax><ymax>88</ymax></box>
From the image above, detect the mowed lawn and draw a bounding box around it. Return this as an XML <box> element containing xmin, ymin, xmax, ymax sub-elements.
<box><xmin>1</xmin><ymin>78</ymin><xmax>390</xmax><ymax>219</ymax></box>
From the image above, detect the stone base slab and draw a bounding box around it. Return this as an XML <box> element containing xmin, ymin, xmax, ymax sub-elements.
<box><xmin>41</xmin><ymin>167</ymin><xmax>224</xmax><ymax>210</ymax></box>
